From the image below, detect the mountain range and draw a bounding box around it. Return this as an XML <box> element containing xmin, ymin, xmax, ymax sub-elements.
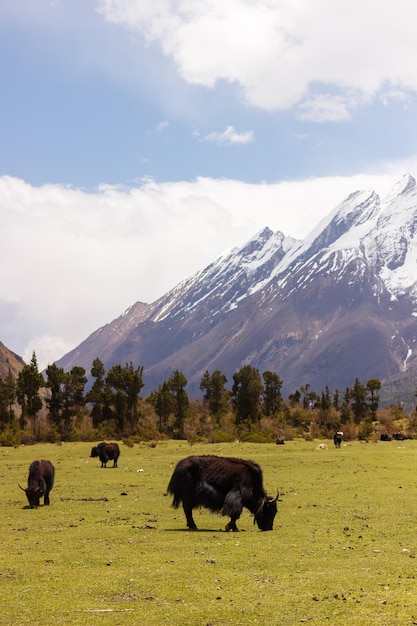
<box><xmin>55</xmin><ymin>173</ymin><xmax>417</xmax><ymax>401</ymax></box>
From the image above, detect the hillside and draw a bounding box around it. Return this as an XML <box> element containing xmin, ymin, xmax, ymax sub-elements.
<box><xmin>0</xmin><ymin>342</ymin><xmax>25</xmax><ymax>380</ymax></box>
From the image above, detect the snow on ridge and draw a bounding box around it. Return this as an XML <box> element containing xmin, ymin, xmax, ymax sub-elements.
<box><xmin>382</xmin><ymin>173</ymin><xmax>416</xmax><ymax>204</ymax></box>
<box><xmin>379</xmin><ymin>245</ymin><xmax>417</xmax><ymax>298</ymax></box>
<box><xmin>152</xmin><ymin>227</ymin><xmax>293</xmax><ymax>320</ymax></box>
<box><xmin>260</xmin><ymin>175</ymin><xmax>417</xmax><ymax>295</ymax></box>
<box><xmin>241</xmin><ymin>226</ymin><xmax>273</xmax><ymax>248</ymax></box>
<box><xmin>265</xmin><ymin>188</ymin><xmax>379</xmax><ymax>283</ymax></box>
<box><xmin>147</xmin><ymin>173</ymin><xmax>417</xmax><ymax>325</ymax></box>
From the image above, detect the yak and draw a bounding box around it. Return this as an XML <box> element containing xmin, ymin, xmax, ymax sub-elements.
<box><xmin>19</xmin><ymin>459</ymin><xmax>55</xmax><ymax>509</ymax></box>
<box><xmin>334</xmin><ymin>432</ymin><xmax>343</xmax><ymax>448</ymax></box>
<box><xmin>90</xmin><ymin>442</ymin><xmax>120</xmax><ymax>467</ymax></box>
<box><xmin>167</xmin><ymin>455</ymin><xmax>278</xmax><ymax>532</ymax></box>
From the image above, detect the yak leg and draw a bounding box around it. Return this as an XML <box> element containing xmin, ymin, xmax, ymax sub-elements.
<box><xmin>225</xmin><ymin>518</ymin><xmax>239</xmax><ymax>532</ymax></box>
<box><xmin>183</xmin><ymin>504</ymin><xmax>197</xmax><ymax>530</ymax></box>
<box><xmin>223</xmin><ymin>490</ymin><xmax>242</xmax><ymax>532</ymax></box>
<box><xmin>44</xmin><ymin>492</ymin><xmax>50</xmax><ymax>505</ymax></box>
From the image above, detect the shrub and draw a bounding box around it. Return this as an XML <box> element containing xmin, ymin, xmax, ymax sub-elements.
<box><xmin>0</xmin><ymin>424</ymin><xmax>23</xmax><ymax>447</ymax></box>
<box><xmin>211</xmin><ymin>430</ymin><xmax>235</xmax><ymax>443</ymax></box>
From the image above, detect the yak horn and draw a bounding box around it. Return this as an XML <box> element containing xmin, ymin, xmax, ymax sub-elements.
<box><xmin>270</xmin><ymin>491</ymin><xmax>279</xmax><ymax>503</ymax></box>
<box><xmin>18</xmin><ymin>483</ymin><xmax>27</xmax><ymax>492</ymax></box>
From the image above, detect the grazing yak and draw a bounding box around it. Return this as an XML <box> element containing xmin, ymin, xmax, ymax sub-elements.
<box><xmin>90</xmin><ymin>442</ymin><xmax>120</xmax><ymax>467</ymax></box>
<box><xmin>167</xmin><ymin>455</ymin><xmax>278</xmax><ymax>532</ymax></box>
<box><xmin>334</xmin><ymin>431</ymin><xmax>343</xmax><ymax>448</ymax></box>
<box><xmin>19</xmin><ymin>460</ymin><xmax>55</xmax><ymax>508</ymax></box>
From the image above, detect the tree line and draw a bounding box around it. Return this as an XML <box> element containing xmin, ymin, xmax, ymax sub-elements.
<box><xmin>0</xmin><ymin>352</ymin><xmax>414</xmax><ymax>446</ymax></box>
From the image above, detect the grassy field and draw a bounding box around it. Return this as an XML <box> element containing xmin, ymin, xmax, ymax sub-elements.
<box><xmin>2</xmin><ymin>438</ymin><xmax>417</xmax><ymax>625</ymax></box>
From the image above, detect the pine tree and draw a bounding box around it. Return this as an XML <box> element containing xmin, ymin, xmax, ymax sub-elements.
<box><xmin>106</xmin><ymin>362</ymin><xmax>144</xmax><ymax>432</ymax></box>
<box><xmin>232</xmin><ymin>365</ymin><xmax>263</xmax><ymax>425</ymax></box>
<box><xmin>167</xmin><ymin>370</ymin><xmax>189</xmax><ymax>439</ymax></box>
<box><xmin>200</xmin><ymin>369</ymin><xmax>229</xmax><ymax>422</ymax></box>
<box><xmin>262</xmin><ymin>371</ymin><xmax>283</xmax><ymax>416</ymax></box>
<box><xmin>366</xmin><ymin>378</ymin><xmax>381</xmax><ymax>419</ymax></box>
<box><xmin>16</xmin><ymin>352</ymin><xmax>44</xmax><ymax>436</ymax></box>
<box><xmin>85</xmin><ymin>358</ymin><xmax>107</xmax><ymax>427</ymax></box>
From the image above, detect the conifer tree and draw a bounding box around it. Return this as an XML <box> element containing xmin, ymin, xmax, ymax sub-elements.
<box><xmin>167</xmin><ymin>370</ymin><xmax>189</xmax><ymax>439</ymax></box>
<box><xmin>149</xmin><ymin>381</ymin><xmax>175</xmax><ymax>434</ymax></box>
<box><xmin>232</xmin><ymin>365</ymin><xmax>263</xmax><ymax>425</ymax></box>
<box><xmin>16</xmin><ymin>352</ymin><xmax>44</xmax><ymax>436</ymax></box>
<box><xmin>106</xmin><ymin>362</ymin><xmax>144</xmax><ymax>431</ymax></box>
<box><xmin>262</xmin><ymin>371</ymin><xmax>283</xmax><ymax>416</ymax></box>
<box><xmin>85</xmin><ymin>358</ymin><xmax>108</xmax><ymax>428</ymax></box>
<box><xmin>0</xmin><ymin>369</ymin><xmax>16</xmax><ymax>425</ymax></box>
<box><xmin>366</xmin><ymin>378</ymin><xmax>381</xmax><ymax>419</ymax></box>
<box><xmin>200</xmin><ymin>369</ymin><xmax>229</xmax><ymax>422</ymax></box>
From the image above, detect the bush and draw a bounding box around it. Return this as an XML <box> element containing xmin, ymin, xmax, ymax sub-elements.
<box><xmin>237</xmin><ymin>420</ymin><xmax>277</xmax><ymax>443</ymax></box>
<box><xmin>21</xmin><ymin>434</ymin><xmax>37</xmax><ymax>445</ymax></box>
<box><xmin>211</xmin><ymin>430</ymin><xmax>235</xmax><ymax>443</ymax></box>
<box><xmin>358</xmin><ymin>418</ymin><xmax>373</xmax><ymax>441</ymax></box>
<box><xmin>0</xmin><ymin>424</ymin><xmax>24</xmax><ymax>447</ymax></box>
<box><xmin>244</xmin><ymin>431</ymin><xmax>274</xmax><ymax>443</ymax></box>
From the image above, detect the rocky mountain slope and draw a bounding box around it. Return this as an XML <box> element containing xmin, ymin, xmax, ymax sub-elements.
<box><xmin>57</xmin><ymin>174</ymin><xmax>417</xmax><ymax>398</ymax></box>
<box><xmin>0</xmin><ymin>342</ymin><xmax>25</xmax><ymax>380</ymax></box>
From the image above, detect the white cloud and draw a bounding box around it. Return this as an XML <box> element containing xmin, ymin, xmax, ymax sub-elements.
<box><xmin>96</xmin><ymin>0</ymin><xmax>417</xmax><ymax>118</ymax></box>
<box><xmin>380</xmin><ymin>90</ymin><xmax>411</xmax><ymax>107</ymax></box>
<box><xmin>2</xmin><ymin>163</ymin><xmax>417</xmax><ymax>368</ymax></box>
<box><xmin>297</xmin><ymin>94</ymin><xmax>355</xmax><ymax>123</ymax></box>
<box><xmin>205</xmin><ymin>125</ymin><xmax>254</xmax><ymax>145</ymax></box>
<box><xmin>156</xmin><ymin>120</ymin><xmax>169</xmax><ymax>132</ymax></box>
<box><xmin>23</xmin><ymin>336</ymin><xmax>75</xmax><ymax>371</ymax></box>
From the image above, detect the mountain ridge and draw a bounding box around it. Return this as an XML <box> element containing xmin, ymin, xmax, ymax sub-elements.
<box><xmin>56</xmin><ymin>174</ymin><xmax>417</xmax><ymax>399</ymax></box>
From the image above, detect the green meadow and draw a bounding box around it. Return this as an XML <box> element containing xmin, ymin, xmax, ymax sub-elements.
<box><xmin>2</xmin><ymin>439</ymin><xmax>417</xmax><ymax>625</ymax></box>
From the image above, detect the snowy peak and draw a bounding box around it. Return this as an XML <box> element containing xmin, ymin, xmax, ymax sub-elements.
<box><xmin>383</xmin><ymin>173</ymin><xmax>416</xmax><ymax>203</ymax></box>
<box><xmin>313</xmin><ymin>189</ymin><xmax>380</xmax><ymax>252</ymax></box>
<box><xmin>111</xmin><ymin>171</ymin><xmax>417</xmax><ymax>322</ymax></box>
<box><xmin>152</xmin><ymin>226</ymin><xmax>297</xmax><ymax>321</ymax></box>
<box><xmin>365</xmin><ymin>174</ymin><xmax>417</xmax><ymax>295</ymax></box>
<box><xmin>269</xmin><ymin>174</ymin><xmax>417</xmax><ymax>296</ymax></box>
<box><xmin>56</xmin><ymin>173</ymin><xmax>417</xmax><ymax>400</ymax></box>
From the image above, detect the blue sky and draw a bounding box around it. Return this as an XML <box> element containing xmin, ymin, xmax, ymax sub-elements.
<box><xmin>1</xmin><ymin>0</ymin><xmax>417</xmax><ymax>368</ymax></box>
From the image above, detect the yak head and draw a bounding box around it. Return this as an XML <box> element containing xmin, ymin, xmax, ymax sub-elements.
<box><xmin>19</xmin><ymin>482</ymin><xmax>44</xmax><ymax>508</ymax></box>
<box><xmin>254</xmin><ymin>493</ymin><xmax>279</xmax><ymax>531</ymax></box>
<box><xmin>90</xmin><ymin>442</ymin><xmax>106</xmax><ymax>458</ymax></box>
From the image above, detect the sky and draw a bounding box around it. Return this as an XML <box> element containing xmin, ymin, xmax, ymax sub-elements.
<box><xmin>1</xmin><ymin>0</ymin><xmax>417</xmax><ymax>370</ymax></box>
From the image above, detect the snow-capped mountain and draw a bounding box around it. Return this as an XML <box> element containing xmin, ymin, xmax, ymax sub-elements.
<box><xmin>57</xmin><ymin>174</ymin><xmax>417</xmax><ymax>397</ymax></box>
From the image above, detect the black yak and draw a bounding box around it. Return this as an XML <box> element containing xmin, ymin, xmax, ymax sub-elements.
<box><xmin>334</xmin><ymin>432</ymin><xmax>343</xmax><ymax>448</ymax></box>
<box><xmin>19</xmin><ymin>460</ymin><xmax>55</xmax><ymax>508</ymax></box>
<box><xmin>90</xmin><ymin>442</ymin><xmax>120</xmax><ymax>467</ymax></box>
<box><xmin>167</xmin><ymin>455</ymin><xmax>278</xmax><ymax>532</ymax></box>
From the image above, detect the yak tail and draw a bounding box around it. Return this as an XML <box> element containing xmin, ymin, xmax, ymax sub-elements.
<box><xmin>171</xmin><ymin>495</ymin><xmax>181</xmax><ymax>509</ymax></box>
<box><xmin>167</xmin><ymin>472</ymin><xmax>182</xmax><ymax>509</ymax></box>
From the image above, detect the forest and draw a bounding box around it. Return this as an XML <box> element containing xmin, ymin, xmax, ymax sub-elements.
<box><xmin>0</xmin><ymin>351</ymin><xmax>416</xmax><ymax>446</ymax></box>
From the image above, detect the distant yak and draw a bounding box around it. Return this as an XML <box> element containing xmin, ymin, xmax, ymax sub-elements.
<box><xmin>334</xmin><ymin>432</ymin><xmax>343</xmax><ymax>448</ymax></box>
<box><xmin>167</xmin><ymin>455</ymin><xmax>278</xmax><ymax>532</ymax></box>
<box><xmin>90</xmin><ymin>442</ymin><xmax>120</xmax><ymax>468</ymax></box>
<box><xmin>19</xmin><ymin>460</ymin><xmax>55</xmax><ymax>508</ymax></box>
